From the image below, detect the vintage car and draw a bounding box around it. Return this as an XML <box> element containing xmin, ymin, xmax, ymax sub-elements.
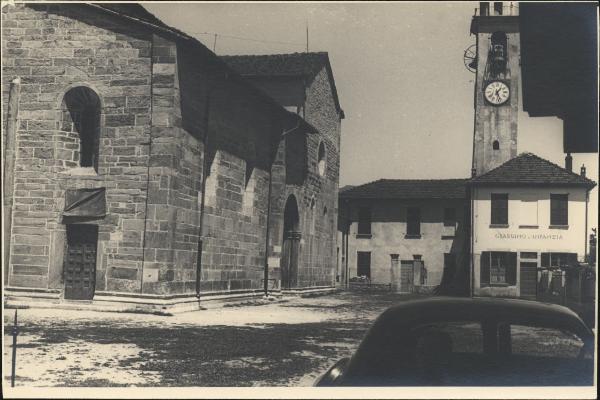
<box><xmin>315</xmin><ymin>297</ymin><xmax>595</xmax><ymax>386</ymax></box>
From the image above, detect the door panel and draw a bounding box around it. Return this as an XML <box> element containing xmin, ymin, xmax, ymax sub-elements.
<box><xmin>520</xmin><ymin>262</ymin><xmax>537</xmax><ymax>299</ymax></box>
<box><xmin>64</xmin><ymin>225</ymin><xmax>98</xmax><ymax>300</ymax></box>
<box><xmin>399</xmin><ymin>261</ymin><xmax>414</xmax><ymax>293</ymax></box>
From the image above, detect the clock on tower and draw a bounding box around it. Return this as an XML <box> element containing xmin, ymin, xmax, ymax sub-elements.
<box><xmin>469</xmin><ymin>1</ymin><xmax>520</xmax><ymax>176</ymax></box>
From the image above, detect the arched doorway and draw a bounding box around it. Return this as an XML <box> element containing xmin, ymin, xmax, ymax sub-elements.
<box><xmin>281</xmin><ymin>195</ymin><xmax>301</xmax><ymax>290</ymax></box>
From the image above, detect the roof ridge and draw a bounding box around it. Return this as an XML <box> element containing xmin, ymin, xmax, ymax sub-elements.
<box><xmin>221</xmin><ymin>52</ymin><xmax>328</xmax><ymax>58</ymax></box>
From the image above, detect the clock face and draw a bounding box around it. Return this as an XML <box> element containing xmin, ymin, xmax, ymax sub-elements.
<box><xmin>484</xmin><ymin>81</ymin><xmax>510</xmax><ymax>105</ymax></box>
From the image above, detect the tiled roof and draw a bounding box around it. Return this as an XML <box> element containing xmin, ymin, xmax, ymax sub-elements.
<box><xmin>221</xmin><ymin>52</ymin><xmax>330</xmax><ymax>78</ymax></box>
<box><xmin>470</xmin><ymin>152</ymin><xmax>596</xmax><ymax>188</ymax></box>
<box><xmin>339</xmin><ymin>179</ymin><xmax>468</xmax><ymax>200</ymax></box>
<box><xmin>222</xmin><ymin>53</ymin><xmax>344</xmax><ymax>118</ymax></box>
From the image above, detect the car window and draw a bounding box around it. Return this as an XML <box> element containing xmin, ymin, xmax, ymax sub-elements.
<box><xmin>510</xmin><ymin>325</ymin><xmax>585</xmax><ymax>359</ymax></box>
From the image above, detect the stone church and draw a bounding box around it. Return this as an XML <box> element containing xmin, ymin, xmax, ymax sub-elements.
<box><xmin>2</xmin><ymin>3</ymin><xmax>343</xmax><ymax>311</ymax></box>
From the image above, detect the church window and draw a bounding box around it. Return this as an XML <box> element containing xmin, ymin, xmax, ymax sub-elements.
<box><xmin>493</xmin><ymin>140</ymin><xmax>500</xmax><ymax>150</ymax></box>
<box><xmin>317</xmin><ymin>141</ymin><xmax>326</xmax><ymax>176</ymax></box>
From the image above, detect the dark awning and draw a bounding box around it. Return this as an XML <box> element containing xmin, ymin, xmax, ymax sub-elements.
<box><xmin>63</xmin><ymin>188</ymin><xmax>106</xmax><ymax>218</ymax></box>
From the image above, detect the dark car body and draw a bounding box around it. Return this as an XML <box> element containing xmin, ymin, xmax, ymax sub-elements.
<box><xmin>315</xmin><ymin>297</ymin><xmax>595</xmax><ymax>387</ymax></box>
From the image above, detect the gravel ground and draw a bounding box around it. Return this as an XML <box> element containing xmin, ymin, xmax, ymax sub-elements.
<box><xmin>3</xmin><ymin>291</ymin><xmax>419</xmax><ymax>387</ymax></box>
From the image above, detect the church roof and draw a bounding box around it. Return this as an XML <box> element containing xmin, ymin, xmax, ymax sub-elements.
<box><xmin>222</xmin><ymin>53</ymin><xmax>344</xmax><ymax>118</ymax></box>
<box><xmin>339</xmin><ymin>179</ymin><xmax>468</xmax><ymax>200</ymax></box>
<box><xmin>469</xmin><ymin>152</ymin><xmax>596</xmax><ymax>188</ymax></box>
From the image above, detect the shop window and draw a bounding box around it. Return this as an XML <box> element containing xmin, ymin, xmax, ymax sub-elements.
<box><xmin>481</xmin><ymin>251</ymin><xmax>517</xmax><ymax>286</ymax></box>
<box><xmin>357</xmin><ymin>207</ymin><xmax>371</xmax><ymax>236</ymax></box>
<box><xmin>357</xmin><ymin>251</ymin><xmax>371</xmax><ymax>279</ymax></box>
<box><xmin>443</xmin><ymin>207</ymin><xmax>456</xmax><ymax>227</ymax></box>
<box><xmin>406</xmin><ymin>207</ymin><xmax>421</xmax><ymax>237</ymax></box>
<box><xmin>62</xmin><ymin>86</ymin><xmax>102</xmax><ymax>172</ymax></box>
<box><xmin>550</xmin><ymin>194</ymin><xmax>568</xmax><ymax>226</ymax></box>
<box><xmin>541</xmin><ymin>252</ymin><xmax>577</xmax><ymax>268</ymax></box>
<box><xmin>491</xmin><ymin>193</ymin><xmax>508</xmax><ymax>225</ymax></box>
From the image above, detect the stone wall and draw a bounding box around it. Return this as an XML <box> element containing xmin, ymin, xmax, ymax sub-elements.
<box><xmin>2</xmin><ymin>3</ymin><xmax>341</xmax><ymax>300</ymax></box>
<box><xmin>268</xmin><ymin>66</ymin><xmax>342</xmax><ymax>289</ymax></box>
<box><xmin>2</xmin><ymin>3</ymin><xmax>153</xmax><ymax>293</ymax></box>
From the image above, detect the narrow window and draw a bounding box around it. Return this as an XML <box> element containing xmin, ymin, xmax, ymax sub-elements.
<box><xmin>357</xmin><ymin>251</ymin><xmax>371</xmax><ymax>279</ymax></box>
<box><xmin>317</xmin><ymin>141</ymin><xmax>326</xmax><ymax>177</ymax></box>
<box><xmin>550</xmin><ymin>194</ymin><xmax>568</xmax><ymax>226</ymax></box>
<box><xmin>443</xmin><ymin>207</ymin><xmax>456</xmax><ymax>227</ymax></box>
<box><xmin>491</xmin><ymin>193</ymin><xmax>508</xmax><ymax>225</ymax></box>
<box><xmin>62</xmin><ymin>86</ymin><xmax>102</xmax><ymax>172</ymax></box>
<box><xmin>357</xmin><ymin>207</ymin><xmax>371</xmax><ymax>236</ymax></box>
<box><xmin>406</xmin><ymin>207</ymin><xmax>421</xmax><ymax>237</ymax></box>
<box><xmin>492</xmin><ymin>140</ymin><xmax>500</xmax><ymax>150</ymax></box>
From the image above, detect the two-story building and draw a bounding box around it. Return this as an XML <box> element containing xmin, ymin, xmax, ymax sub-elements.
<box><xmin>469</xmin><ymin>153</ymin><xmax>596</xmax><ymax>299</ymax></box>
<box><xmin>338</xmin><ymin>179</ymin><xmax>469</xmax><ymax>294</ymax></box>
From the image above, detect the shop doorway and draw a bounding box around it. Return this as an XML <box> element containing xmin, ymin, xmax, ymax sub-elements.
<box><xmin>64</xmin><ymin>224</ymin><xmax>98</xmax><ymax>300</ymax></box>
<box><xmin>520</xmin><ymin>262</ymin><xmax>538</xmax><ymax>299</ymax></box>
<box><xmin>281</xmin><ymin>195</ymin><xmax>300</xmax><ymax>290</ymax></box>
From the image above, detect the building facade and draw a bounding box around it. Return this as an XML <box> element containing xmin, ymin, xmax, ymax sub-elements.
<box><xmin>223</xmin><ymin>53</ymin><xmax>344</xmax><ymax>292</ymax></box>
<box><xmin>338</xmin><ymin>180</ymin><xmax>469</xmax><ymax>294</ymax></box>
<box><xmin>2</xmin><ymin>3</ymin><xmax>342</xmax><ymax>310</ymax></box>
<box><xmin>470</xmin><ymin>153</ymin><xmax>596</xmax><ymax>298</ymax></box>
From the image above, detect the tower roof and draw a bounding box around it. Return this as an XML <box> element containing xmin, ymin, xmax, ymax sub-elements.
<box><xmin>469</xmin><ymin>152</ymin><xmax>596</xmax><ymax>188</ymax></box>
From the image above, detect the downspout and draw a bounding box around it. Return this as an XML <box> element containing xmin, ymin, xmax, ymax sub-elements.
<box><xmin>345</xmin><ymin>201</ymin><xmax>350</xmax><ymax>289</ymax></box>
<box><xmin>3</xmin><ymin>78</ymin><xmax>21</xmax><ymax>285</ymax></box>
<box><xmin>263</xmin><ymin>161</ymin><xmax>273</xmax><ymax>298</ymax></box>
<box><xmin>584</xmin><ymin>189</ymin><xmax>589</xmax><ymax>263</ymax></box>
<box><xmin>140</xmin><ymin>40</ymin><xmax>155</xmax><ymax>294</ymax></box>
<box><xmin>196</xmin><ymin>72</ymin><xmax>213</xmax><ymax>299</ymax></box>
<box><xmin>263</xmin><ymin>122</ymin><xmax>302</xmax><ymax>297</ymax></box>
<box><xmin>470</xmin><ymin>185</ymin><xmax>475</xmax><ymax>297</ymax></box>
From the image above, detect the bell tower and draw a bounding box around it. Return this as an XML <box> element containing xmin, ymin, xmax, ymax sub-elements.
<box><xmin>470</xmin><ymin>2</ymin><xmax>520</xmax><ymax>176</ymax></box>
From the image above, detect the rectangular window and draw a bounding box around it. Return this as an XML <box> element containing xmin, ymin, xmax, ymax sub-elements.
<box><xmin>491</xmin><ymin>193</ymin><xmax>509</xmax><ymax>225</ymax></box>
<box><xmin>357</xmin><ymin>251</ymin><xmax>371</xmax><ymax>279</ymax></box>
<box><xmin>443</xmin><ymin>207</ymin><xmax>456</xmax><ymax>227</ymax></box>
<box><xmin>357</xmin><ymin>207</ymin><xmax>371</xmax><ymax>236</ymax></box>
<box><xmin>406</xmin><ymin>207</ymin><xmax>421</xmax><ymax>237</ymax></box>
<box><xmin>480</xmin><ymin>251</ymin><xmax>517</xmax><ymax>286</ymax></box>
<box><xmin>550</xmin><ymin>194</ymin><xmax>568</xmax><ymax>226</ymax></box>
<box><xmin>541</xmin><ymin>252</ymin><xmax>577</xmax><ymax>268</ymax></box>
<box><xmin>519</xmin><ymin>197</ymin><xmax>538</xmax><ymax>226</ymax></box>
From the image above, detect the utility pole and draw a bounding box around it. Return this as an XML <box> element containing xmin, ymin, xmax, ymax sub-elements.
<box><xmin>306</xmin><ymin>20</ymin><xmax>309</xmax><ymax>52</ymax></box>
<box><xmin>213</xmin><ymin>33</ymin><xmax>218</xmax><ymax>53</ymax></box>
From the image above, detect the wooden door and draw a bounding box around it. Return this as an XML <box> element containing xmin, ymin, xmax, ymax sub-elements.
<box><xmin>281</xmin><ymin>231</ymin><xmax>300</xmax><ymax>289</ymax></box>
<box><xmin>64</xmin><ymin>225</ymin><xmax>98</xmax><ymax>300</ymax></box>
<box><xmin>399</xmin><ymin>260</ymin><xmax>414</xmax><ymax>293</ymax></box>
<box><xmin>520</xmin><ymin>262</ymin><xmax>537</xmax><ymax>299</ymax></box>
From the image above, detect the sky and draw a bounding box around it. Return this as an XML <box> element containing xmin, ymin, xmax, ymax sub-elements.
<box><xmin>145</xmin><ymin>2</ymin><xmax>598</xmax><ymax>226</ymax></box>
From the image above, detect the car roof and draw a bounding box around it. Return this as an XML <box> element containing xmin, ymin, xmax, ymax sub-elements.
<box><xmin>372</xmin><ymin>296</ymin><xmax>592</xmax><ymax>338</ymax></box>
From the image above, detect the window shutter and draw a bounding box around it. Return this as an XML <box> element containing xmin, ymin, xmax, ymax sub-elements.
<box><xmin>506</xmin><ymin>252</ymin><xmax>517</xmax><ymax>285</ymax></box>
<box><xmin>480</xmin><ymin>252</ymin><xmax>490</xmax><ymax>286</ymax></box>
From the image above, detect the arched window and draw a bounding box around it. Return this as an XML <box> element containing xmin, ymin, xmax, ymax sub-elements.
<box><xmin>62</xmin><ymin>86</ymin><xmax>101</xmax><ymax>172</ymax></box>
<box><xmin>317</xmin><ymin>141</ymin><xmax>326</xmax><ymax>176</ymax></box>
<box><xmin>493</xmin><ymin>140</ymin><xmax>500</xmax><ymax>150</ymax></box>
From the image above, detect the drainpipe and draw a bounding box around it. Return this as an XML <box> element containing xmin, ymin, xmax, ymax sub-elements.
<box><xmin>196</xmin><ymin>73</ymin><xmax>213</xmax><ymax>299</ymax></box>
<box><xmin>470</xmin><ymin>185</ymin><xmax>475</xmax><ymax>298</ymax></box>
<box><xmin>263</xmin><ymin>161</ymin><xmax>273</xmax><ymax>298</ymax></box>
<box><xmin>584</xmin><ymin>189</ymin><xmax>589</xmax><ymax>263</ymax></box>
<box><xmin>3</xmin><ymin>77</ymin><xmax>21</xmax><ymax>285</ymax></box>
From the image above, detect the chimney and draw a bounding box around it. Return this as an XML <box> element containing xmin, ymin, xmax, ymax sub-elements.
<box><xmin>580</xmin><ymin>164</ymin><xmax>586</xmax><ymax>178</ymax></box>
<box><xmin>565</xmin><ymin>153</ymin><xmax>573</xmax><ymax>172</ymax></box>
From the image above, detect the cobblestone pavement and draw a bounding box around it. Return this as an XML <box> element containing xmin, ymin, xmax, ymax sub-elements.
<box><xmin>3</xmin><ymin>291</ymin><xmax>420</xmax><ymax>387</ymax></box>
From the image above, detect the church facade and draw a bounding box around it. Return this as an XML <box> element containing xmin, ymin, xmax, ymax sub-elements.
<box><xmin>2</xmin><ymin>3</ymin><xmax>343</xmax><ymax>311</ymax></box>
